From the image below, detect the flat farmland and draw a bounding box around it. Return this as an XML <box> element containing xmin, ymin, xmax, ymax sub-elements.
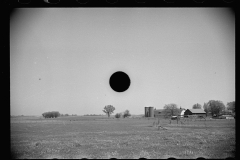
<box><xmin>11</xmin><ymin>116</ymin><xmax>235</xmax><ymax>159</ymax></box>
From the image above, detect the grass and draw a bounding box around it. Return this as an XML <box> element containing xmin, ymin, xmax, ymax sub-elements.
<box><xmin>11</xmin><ymin>116</ymin><xmax>235</xmax><ymax>159</ymax></box>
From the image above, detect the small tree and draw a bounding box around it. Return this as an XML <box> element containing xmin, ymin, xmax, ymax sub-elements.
<box><xmin>115</xmin><ymin>113</ymin><xmax>122</xmax><ymax>118</ymax></box>
<box><xmin>103</xmin><ymin>105</ymin><xmax>115</xmax><ymax>118</ymax></box>
<box><xmin>192</xmin><ymin>103</ymin><xmax>202</xmax><ymax>109</ymax></box>
<box><xmin>123</xmin><ymin>110</ymin><xmax>131</xmax><ymax>118</ymax></box>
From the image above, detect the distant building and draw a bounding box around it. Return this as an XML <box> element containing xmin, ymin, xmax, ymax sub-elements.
<box><xmin>145</xmin><ymin>107</ymin><xmax>154</xmax><ymax>117</ymax></box>
<box><xmin>180</xmin><ymin>109</ymin><xmax>186</xmax><ymax>117</ymax></box>
<box><xmin>154</xmin><ymin>109</ymin><xmax>164</xmax><ymax>117</ymax></box>
<box><xmin>148</xmin><ymin>107</ymin><xmax>189</xmax><ymax>118</ymax></box>
<box><xmin>154</xmin><ymin>108</ymin><xmax>185</xmax><ymax>117</ymax></box>
<box><xmin>184</xmin><ymin>109</ymin><xmax>206</xmax><ymax>117</ymax></box>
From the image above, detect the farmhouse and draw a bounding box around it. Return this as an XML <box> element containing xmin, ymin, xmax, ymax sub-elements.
<box><xmin>184</xmin><ymin>109</ymin><xmax>206</xmax><ymax>117</ymax></box>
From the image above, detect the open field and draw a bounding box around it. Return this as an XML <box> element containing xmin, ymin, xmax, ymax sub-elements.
<box><xmin>11</xmin><ymin>116</ymin><xmax>235</xmax><ymax>159</ymax></box>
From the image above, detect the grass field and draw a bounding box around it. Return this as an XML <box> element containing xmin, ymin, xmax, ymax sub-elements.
<box><xmin>11</xmin><ymin>115</ymin><xmax>235</xmax><ymax>159</ymax></box>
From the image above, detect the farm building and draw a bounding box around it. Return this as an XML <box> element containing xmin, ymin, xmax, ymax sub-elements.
<box><xmin>145</xmin><ymin>107</ymin><xmax>166</xmax><ymax>118</ymax></box>
<box><xmin>180</xmin><ymin>109</ymin><xmax>186</xmax><ymax>117</ymax></box>
<box><xmin>146</xmin><ymin>107</ymin><xmax>189</xmax><ymax>118</ymax></box>
<box><xmin>184</xmin><ymin>109</ymin><xmax>206</xmax><ymax>117</ymax></box>
<box><xmin>152</xmin><ymin>108</ymin><xmax>186</xmax><ymax>118</ymax></box>
<box><xmin>154</xmin><ymin>109</ymin><xmax>164</xmax><ymax>117</ymax></box>
<box><xmin>144</xmin><ymin>107</ymin><xmax>154</xmax><ymax>117</ymax></box>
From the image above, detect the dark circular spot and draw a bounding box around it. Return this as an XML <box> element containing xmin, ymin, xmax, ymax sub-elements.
<box><xmin>164</xmin><ymin>0</ymin><xmax>176</xmax><ymax>3</ymax></box>
<box><xmin>18</xmin><ymin>0</ymin><xmax>31</xmax><ymax>4</ymax></box>
<box><xmin>193</xmin><ymin>0</ymin><xmax>205</xmax><ymax>3</ymax></box>
<box><xmin>46</xmin><ymin>0</ymin><xmax>60</xmax><ymax>4</ymax></box>
<box><xmin>135</xmin><ymin>0</ymin><xmax>146</xmax><ymax>3</ymax></box>
<box><xmin>109</xmin><ymin>71</ymin><xmax>131</xmax><ymax>92</ymax></box>
<box><xmin>76</xmin><ymin>0</ymin><xmax>90</xmax><ymax>4</ymax></box>
<box><xmin>106</xmin><ymin>0</ymin><xmax>118</xmax><ymax>4</ymax></box>
<box><xmin>222</xmin><ymin>0</ymin><xmax>234</xmax><ymax>3</ymax></box>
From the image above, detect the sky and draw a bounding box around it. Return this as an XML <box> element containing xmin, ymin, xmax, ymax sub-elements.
<box><xmin>10</xmin><ymin>8</ymin><xmax>235</xmax><ymax>116</ymax></box>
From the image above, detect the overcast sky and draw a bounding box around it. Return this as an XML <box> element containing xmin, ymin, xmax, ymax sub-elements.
<box><xmin>10</xmin><ymin>8</ymin><xmax>235</xmax><ymax>116</ymax></box>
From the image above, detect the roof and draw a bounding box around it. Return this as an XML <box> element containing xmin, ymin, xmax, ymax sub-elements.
<box><xmin>187</xmin><ymin>109</ymin><xmax>206</xmax><ymax>114</ymax></box>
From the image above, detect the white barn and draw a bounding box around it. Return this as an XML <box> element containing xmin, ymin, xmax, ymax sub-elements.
<box><xmin>180</xmin><ymin>109</ymin><xmax>186</xmax><ymax>117</ymax></box>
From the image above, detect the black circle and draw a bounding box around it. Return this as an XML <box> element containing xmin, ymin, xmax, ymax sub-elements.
<box><xmin>76</xmin><ymin>0</ymin><xmax>90</xmax><ymax>4</ymax></box>
<box><xmin>106</xmin><ymin>0</ymin><xmax>118</xmax><ymax>4</ymax></box>
<box><xmin>109</xmin><ymin>71</ymin><xmax>131</xmax><ymax>92</ymax></box>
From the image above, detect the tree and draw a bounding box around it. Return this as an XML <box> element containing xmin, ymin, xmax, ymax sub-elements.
<box><xmin>103</xmin><ymin>105</ymin><xmax>115</xmax><ymax>118</ymax></box>
<box><xmin>115</xmin><ymin>113</ymin><xmax>122</xmax><ymax>118</ymax></box>
<box><xmin>192</xmin><ymin>103</ymin><xmax>202</xmax><ymax>109</ymax></box>
<box><xmin>207</xmin><ymin>100</ymin><xmax>225</xmax><ymax>117</ymax></box>
<box><xmin>227</xmin><ymin>101</ymin><xmax>235</xmax><ymax>113</ymax></box>
<box><xmin>162</xmin><ymin>103</ymin><xmax>180</xmax><ymax>118</ymax></box>
<box><xmin>203</xmin><ymin>102</ymin><xmax>209</xmax><ymax>116</ymax></box>
<box><xmin>123</xmin><ymin>110</ymin><xmax>131</xmax><ymax>118</ymax></box>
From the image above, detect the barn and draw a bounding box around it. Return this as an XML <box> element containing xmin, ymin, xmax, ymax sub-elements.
<box><xmin>180</xmin><ymin>109</ymin><xmax>186</xmax><ymax>117</ymax></box>
<box><xmin>184</xmin><ymin>109</ymin><xmax>206</xmax><ymax>117</ymax></box>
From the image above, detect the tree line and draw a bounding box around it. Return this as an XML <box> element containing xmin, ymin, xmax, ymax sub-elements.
<box><xmin>101</xmin><ymin>100</ymin><xmax>235</xmax><ymax>118</ymax></box>
<box><xmin>203</xmin><ymin>100</ymin><xmax>235</xmax><ymax>117</ymax></box>
<box><xmin>42</xmin><ymin>112</ymin><xmax>77</xmax><ymax>118</ymax></box>
<box><xmin>42</xmin><ymin>111</ymin><xmax>60</xmax><ymax>118</ymax></box>
<box><xmin>162</xmin><ymin>100</ymin><xmax>235</xmax><ymax>117</ymax></box>
<box><xmin>42</xmin><ymin>100</ymin><xmax>235</xmax><ymax>119</ymax></box>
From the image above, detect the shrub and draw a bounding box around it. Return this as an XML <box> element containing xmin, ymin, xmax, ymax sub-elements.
<box><xmin>123</xmin><ymin>110</ymin><xmax>131</xmax><ymax>118</ymax></box>
<box><xmin>42</xmin><ymin>111</ymin><xmax>60</xmax><ymax>118</ymax></box>
<box><xmin>115</xmin><ymin>113</ymin><xmax>122</xmax><ymax>118</ymax></box>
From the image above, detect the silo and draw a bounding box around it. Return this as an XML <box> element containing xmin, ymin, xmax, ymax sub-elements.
<box><xmin>149</xmin><ymin>107</ymin><xmax>154</xmax><ymax>117</ymax></box>
<box><xmin>145</xmin><ymin>107</ymin><xmax>149</xmax><ymax>117</ymax></box>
